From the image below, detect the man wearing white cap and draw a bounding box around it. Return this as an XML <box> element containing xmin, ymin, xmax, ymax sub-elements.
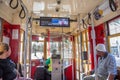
<box><xmin>83</xmin><ymin>43</ymin><xmax>117</xmax><ymax>80</ymax></box>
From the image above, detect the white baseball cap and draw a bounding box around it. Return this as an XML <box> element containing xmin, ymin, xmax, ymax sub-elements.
<box><xmin>96</xmin><ymin>44</ymin><xmax>106</xmax><ymax>52</ymax></box>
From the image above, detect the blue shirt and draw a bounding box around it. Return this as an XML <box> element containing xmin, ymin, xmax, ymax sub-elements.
<box><xmin>97</xmin><ymin>53</ymin><xmax>117</xmax><ymax>78</ymax></box>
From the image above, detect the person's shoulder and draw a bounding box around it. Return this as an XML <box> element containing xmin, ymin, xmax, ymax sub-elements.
<box><xmin>107</xmin><ymin>53</ymin><xmax>116</xmax><ymax>60</ymax></box>
<box><xmin>0</xmin><ymin>58</ymin><xmax>9</xmax><ymax>67</ymax></box>
<box><xmin>108</xmin><ymin>53</ymin><xmax>114</xmax><ymax>57</ymax></box>
<box><xmin>0</xmin><ymin>58</ymin><xmax>8</xmax><ymax>62</ymax></box>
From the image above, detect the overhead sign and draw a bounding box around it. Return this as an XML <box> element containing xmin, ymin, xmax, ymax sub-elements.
<box><xmin>94</xmin><ymin>0</ymin><xmax>119</xmax><ymax>20</ymax></box>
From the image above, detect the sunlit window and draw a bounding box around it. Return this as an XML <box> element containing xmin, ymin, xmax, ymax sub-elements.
<box><xmin>108</xmin><ymin>16</ymin><xmax>120</xmax><ymax>67</ymax></box>
<box><xmin>47</xmin><ymin>42</ymin><xmax>59</xmax><ymax>58</ymax></box>
<box><xmin>108</xmin><ymin>17</ymin><xmax>120</xmax><ymax>35</ymax></box>
<box><xmin>39</xmin><ymin>37</ymin><xmax>44</xmax><ymax>41</ymax></box>
<box><xmin>31</xmin><ymin>41</ymin><xmax>44</xmax><ymax>59</ymax></box>
<box><xmin>109</xmin><ymin>36</ymin><xmax>120</xmax><ymax>67</ymax></box>
<box><xmin>63</xmin><ymin>41</ymin><xmax>72</xmax><ymax>58</ymax></box>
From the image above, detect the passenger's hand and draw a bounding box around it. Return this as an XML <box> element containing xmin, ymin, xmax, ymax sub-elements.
<box><xmin>0</xmin><ymin>78</ymin><xmax>2</xmax><ymax>80</ymax></box>
<box><xmin>107</xmin><ymin>73</ymin><xmax>115</xmax><ymax>80</ymax></box>
<box><xmin>84</xmin><ymin>71</ymin><xmax>90</xmax><ymax>76</ymax></box>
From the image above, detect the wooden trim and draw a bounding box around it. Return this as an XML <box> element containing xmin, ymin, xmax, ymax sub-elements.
<box><xmin>76</xmin><ymin>34</ymin><xmax>80</xmax><ymax>79</ymax></box>
<box><xmin>44</xmin><ymin>38</ymin><xmax>47</xmax><ymax>59</ymax></box>
<box><xmin>108</xmin><ymin>33</ymin><xmax>120</xmax><ymax>52</ymax></box>
<box><xmin>72</xmin><ymin>36</ymin><xmax>76</xmax><ymax>80</ymax></box>
<box><xmin>107</xmin><ymin>15</ymin><xmax>120</xmax><ymax>23</ymax></box>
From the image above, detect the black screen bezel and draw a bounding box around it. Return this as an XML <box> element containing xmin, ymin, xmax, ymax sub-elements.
<box><xmin>40</xmin><ymin>17</ymin><xmax>70</xmax><ymax>27</ymax></box>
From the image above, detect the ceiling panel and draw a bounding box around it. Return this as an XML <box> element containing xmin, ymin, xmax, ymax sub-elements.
<box><xmin>31</xmin><ymin>0</ymin><xmax>104</xmax><ymax>36</ymax></box>
<box><xmin>2</xmin><ymin>0</ymin><xmax>104</xmax><ymax>36</ymax></box>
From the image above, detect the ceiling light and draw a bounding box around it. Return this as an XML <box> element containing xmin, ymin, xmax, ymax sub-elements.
<box><xmin>56</xmin><ymin>0</ymin><xmax>61</xmax><ymax>4</ymax></box>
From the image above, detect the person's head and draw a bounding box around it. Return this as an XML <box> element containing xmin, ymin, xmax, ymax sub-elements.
<box><xmin>96</xmin><ymin>43</ymin><xmax>107</xmax><ymax>57</ymax></box>
<box><xmin>52</xmin><ymin>49</ymin><xmax>57</xmax><ymax>54</ymax></box>
<box><xmin>40</xmin><ymin>61</ymin><xmax>44</xmax><ymax>66</ymax></box>
<box><xmin>0</xmin><ymin>42</ymin><xmax>11</xmax><ymax>57</ymax></box>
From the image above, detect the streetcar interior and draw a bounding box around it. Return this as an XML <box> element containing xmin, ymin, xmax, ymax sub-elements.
<box><xmin>0</xmin><ymin>0</ymin><xmax>120</xmax><ymax>80</ymax></box>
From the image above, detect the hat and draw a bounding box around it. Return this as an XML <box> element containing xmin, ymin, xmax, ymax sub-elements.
<box><xmin>96</xmin><ymin>44</ymin><xmax>106</xmax><ymax>52</ymax></box>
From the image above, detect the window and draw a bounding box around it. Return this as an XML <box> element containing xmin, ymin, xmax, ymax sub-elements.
<box><xmin>108</xmin><ymin>16</ymin><xmax>120</xmax><ymax>67</ymax></box>
<box><xmin>46</xmin><ymin>42</ymin><xmax>59</xmax><ymax>58</ymax></box>
<box><xmin>63</xmin><ymin>41</ymin><xmax>73</xmax><ymax>58</ymax></box>
<box><xmin>75</xmin><ymin>30</ymin><xmax>91</xmax><ymax>80</ymax></box>
<box><xmin>31</xmin><ymin>37</ymin><xmax>44</xmax><ymax>60</ymax></box>
<box><xmin>108</xmin><ymin>17</ymin><xmax>120</xmax><ymax>35</ymax></box>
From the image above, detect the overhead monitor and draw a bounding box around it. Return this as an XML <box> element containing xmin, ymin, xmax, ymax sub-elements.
<box><xmin>40</xmin><ymin>17</ymin><xmax>70</xmax><ymax>27</ymax></box>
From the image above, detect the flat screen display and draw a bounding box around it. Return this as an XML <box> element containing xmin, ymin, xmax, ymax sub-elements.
<box><xmin>40</xmin><ymin>17</ymin><xmax>70</xmax><ymax>27</ymax></box>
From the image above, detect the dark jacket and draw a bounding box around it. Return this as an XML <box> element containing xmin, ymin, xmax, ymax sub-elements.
<box><xmin>0</xmin><ymin>58</ymin><xmax>17</xmax><ymax>80</ymax></box>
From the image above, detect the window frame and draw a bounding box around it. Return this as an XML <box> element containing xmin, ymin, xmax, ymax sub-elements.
<box><xmin>107</xmin><ymin>15</ymin><xmax>120</xmax><ymax>67</ymax></box>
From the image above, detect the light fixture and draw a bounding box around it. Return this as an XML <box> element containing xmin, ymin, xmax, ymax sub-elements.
<box><xmin>55</xmin><ymin>7</ymin><xmax>60</xmax><ymax>12</ymax></box>
<box><xmin>56</xmin><ymin>0</ymin><xmax>61</xmax><ymax>4</ymax></box>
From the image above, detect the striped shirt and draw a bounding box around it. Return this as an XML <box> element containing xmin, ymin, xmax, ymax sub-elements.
<box><xmin>97</xmin><ymin>53</ymin><xmax>117</xmax><ymax>78</ymax></box>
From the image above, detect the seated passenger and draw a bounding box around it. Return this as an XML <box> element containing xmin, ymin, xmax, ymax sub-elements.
<box><xmin>83</xmin><ymin>43</ymin><xmax>117</xmax><ymax>80</ymax></box>
<box><xmin>0</xmin><ymin>42</ymin><xmax>19</xmax><ymax>80</ymax></box>
<box><xmin>34</xmin><ymin>61</ymin><xmax>51</xmax><ymax>80</ymax></box>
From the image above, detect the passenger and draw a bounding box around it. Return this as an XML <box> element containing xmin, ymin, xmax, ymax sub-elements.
<box><xmin>45</xmin><ymin>49</ymin><xmax>57</xmax><ymax>72</ymax></box>
<box><xmin>34</xmin><ymin>61</ymin><xmax>44</xmax><ymax>80</ymax></box>
<box><xmin>83</xmin><ymin>43</ymin><xmax>117</xmax><ymax>80</ymax></box>
<box><xmin>0</xmin><ymin>42</ymin><xmax>20</xmax><ymax>80</ymax></box>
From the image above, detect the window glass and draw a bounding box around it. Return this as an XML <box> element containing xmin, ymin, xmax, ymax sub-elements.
<box><xmin>31</xmin><ymin>41</ymin><xmax>44</xmax><ymax>59</ymax></box>
<box><xmin>46</xmin><ymin>38</ymin><xmax>73</xmax><ymax>67</ymax></box>
<box><xmin>63</xmin><ymin>41</ymin><xmax>72</xmax><ymax>58</ymax></box>
<box><xmin>47</xmin><ymin>42</ymin><xmax>59</xmax><ymax>58</ymax></box>
<box><xmin>108</xmin><ymin>17</ymin><xmax>120</xmax><ymax>35</ymax></box>
<box><xmin>109</xmin><ymin>36</ymin><xmax>120</xmax><ymax>67</ymax></box>
<box><xmin>76</xmin><ymin>71</ymin><xmax>79</xmax><ymax>80</ymax></box>
<box><xmin>47</xmin><ymin>40</ymin><xmax>72</xmax><ymax>59</ymax></box>
<box><xmin>108</xmin><ymin>16</ymin><xmax>120</xmax><ymax>67</ymax></box>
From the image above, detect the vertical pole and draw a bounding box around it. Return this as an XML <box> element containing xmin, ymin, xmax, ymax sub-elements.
<box><xmin>44</xmin><ymin>39</ymin><xmax>47</xmax><ymax>59</ymax></box>
<box><xmin>18</xmin><ymin>0</ymin><xmax>29</xmax><ymax>79</ymax></box>
<box><xmin>19</xmin><ymin>1</ymin><xmax>29</xmax><ymax>78</ymax></box>
<box><xmin>29</xmin><ymin>28</ymin><xmax>32</xmax><ymax>78</ymax></box>
<box><xmin>23</xmin><ymin>17</ymin><xmax>29</xmax><ymax>79</ymax></box>
<box><xmin>77</xmin><ymin>14</ymin><xmax>81</xmax><ymax>80</ymax></box>
<box><xmin>0</xmin><ymin>18</ymin><xmax>2</xmax><ymax>42</ymax></box>
<box><xmin>62</xmin><ymin>26</ymin><xmax>65</xmax><ymax>80</ymax></box>
<box><xmin>71</xmin><ymin>36</ymin><xmax>75</xmax><ymax>80</ymax></box>
<box><xmin>80</xmin><ymin>32</ymin><xmax>84</xmax><ymax>80</ymax></box>
<box><xmin>77</xmin><ymin>35</ymin><xmax>80</xmax><ymax>80</ymax></box>
<box><xmin>28</xmin><ymin>18</ymin><xmax>32</xmax><ymax>78</ymax></box>
<box><xmin>47</xmin><ymin>29</ymin><xmax>50</xmax><ymax>56</ymax></box>
<box><xmin>91</xmin><ymin>12</ymin><xmax>97</xmax><ymax>80</ymax></box>
<box><xmin>78</xmin><ymin>14</ymin><xmax>84</xmax><ymax>80</ymax></box>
